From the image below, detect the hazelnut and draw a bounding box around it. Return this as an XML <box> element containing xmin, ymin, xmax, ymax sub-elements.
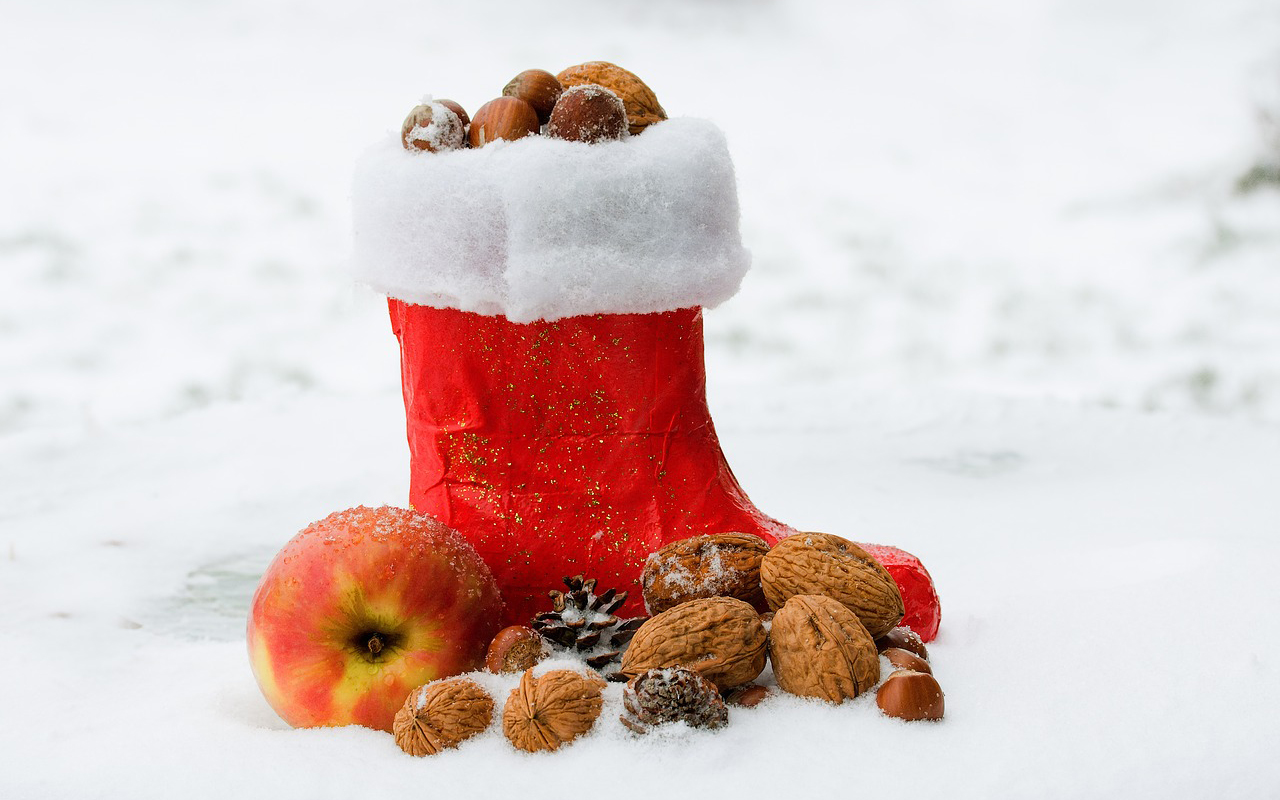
<box><xmin>547</xmin><ymin>84</ymin><xmax>628</xmax><ymax>144</ymax></box>
<box><xmin>875</xmin><ymin>626</ymin><xmax>929</xmax><ymax>660</ymax></box>
<box><xmin>724</xmin><ymin>683</ymin><xmax>770</xmax><ymax>708</ymax></box>
<box><xmin>876</xmin><ymin>669</ymin><xmax>944</xmax><ymax>721</ymax></box>
<box><xmin>881</xmin><ymin>647</ymin><xmax>931</xmax><ymax>675</ymax></box>
<box><xmin>400</xmin><ymin>101</ymin><xmax>465</xmax><ymax>153</ymax></box>
<box><xmin>556</xmin><ymin>61</ymin><xmax>666</xmax><ymax>135</ymax></box>
<box><xmin>485</xmin><ymin>625</ymin><xmax>544</xmax><ymax>674</ymax></box>
<box><xmin>436</xmin><ymin>98</ymin><xmax>470</xmax><ymax>128</ymax></box>
<box><xmin>502</xmin><ymin>69</ymin><xmax>562</xmax><ymax>124</ymax></box>
<box><xmin>468</xmin><ymin>97</ymin><xmax>540</xmax><ymax>148</ymax></box>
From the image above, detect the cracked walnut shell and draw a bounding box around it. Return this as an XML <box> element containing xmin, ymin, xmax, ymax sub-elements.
<box><xmin>769</xmin><ymin>594</ymin><xmax>880</xmax><ymax>703</ymax></box>
<box><xmin>556</xmin><ymin>61</ymin><xmax>667</xmax><ymax>135</ymax></box>
<box><xmin>393</xmin><ymin>678</ymin><xmax>494</xmax><ymax>756</ymax></box>
<box><xmin>619</xmin><ymin>597</ymin><xmax>767</xmax><ymax>690</ymax></box>
<box><xmin>760</xmin><ymin>532</ymin><xmax>905</xmax><ymax>639</ymax></box>
<box><xmin>642</xmin><ymin>532</ymin><xmax>770</xmax><ymax>614</ymax></box>
<box><xmin>502</xmin><ymin>669</ymin><xmax>605</xmax><ymax>753</ymax></box>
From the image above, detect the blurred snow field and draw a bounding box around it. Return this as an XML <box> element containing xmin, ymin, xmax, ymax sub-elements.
<box><xmin>1</xmin><ymin>0</ymin><xmax>1279</xmax><ymax>434</ymax></box>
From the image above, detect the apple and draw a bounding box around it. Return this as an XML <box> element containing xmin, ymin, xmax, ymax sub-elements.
<box><xmin>247</xmin><ymin>505</ymin><xmax>503</xmax><ymax>732</ymax></box>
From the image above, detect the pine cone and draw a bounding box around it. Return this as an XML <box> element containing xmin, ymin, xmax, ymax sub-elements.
<box><xmin>620</xmin><ymin>667</ymin><xmax>729</xmax><ymax>734</ymax></box>
<box><xmin>531</xmin><ymin>575</ymin><xmax>648</xmax><ymax>676</ymax></box>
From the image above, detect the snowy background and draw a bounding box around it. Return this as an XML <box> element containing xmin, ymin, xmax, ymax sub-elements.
<box><xmin>2</xmin><ymin>0</ymin><xmax>1279</xmax><ymax>797</ymax></box>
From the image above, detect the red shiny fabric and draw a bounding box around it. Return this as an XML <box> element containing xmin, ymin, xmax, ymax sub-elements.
<box><xmin>858</xmin><ymin>543</ymin><xmax>942</xmax><ymax>643</ymax></box>
<box><xmin>390</xmin><ymin>300</ymin><xmax>791</xmax><ymax>627</ymax></box>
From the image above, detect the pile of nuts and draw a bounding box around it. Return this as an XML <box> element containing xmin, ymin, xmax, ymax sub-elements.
<box><xmin>392</xmin><ymin>530</ymin><xmax>944</xmax><ymax>757</ymax></box>
<box><xmin>399</xmin><ymin>61</ymin><xmax>668</xmax><ymax>154</ymax></box>
<box><xmin>627</xmin><ymin>531</ymin><xmax>944</xmax><ymax>720</ymax></box>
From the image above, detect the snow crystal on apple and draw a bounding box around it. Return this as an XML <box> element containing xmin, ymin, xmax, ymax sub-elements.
<box><xmin>350</xmin><ymin>118</ymin><xmax>751</xmax><ymax>322</ymax></box>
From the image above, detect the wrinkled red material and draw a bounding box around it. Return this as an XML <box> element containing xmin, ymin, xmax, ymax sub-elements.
<box><xmin>858</xmin><ymin>543</ymin><xmax>941</xmax><ymax>642</ymax></box>
<box><xmin>390</xmin><ymin>301</ymin><xmax>792</xmax><ymax>627</ymax></box>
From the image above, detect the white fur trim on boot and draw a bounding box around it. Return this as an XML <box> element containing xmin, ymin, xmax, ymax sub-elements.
<box><xmin>350</xmin><ymin>117</ymin><xmax>751</xmax><ymax>323</ymax></box>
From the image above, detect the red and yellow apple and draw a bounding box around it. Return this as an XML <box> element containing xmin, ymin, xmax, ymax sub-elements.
<box><xmin>247</xmin><ymin>505</ymin><xmax>503</xmax><ymax>732</ymax></box>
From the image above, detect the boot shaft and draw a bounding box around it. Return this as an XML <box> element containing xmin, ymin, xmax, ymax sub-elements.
<box><xmin>390</xmin><ymin>300</ymin><xmax>787</xmax><ymax>625</ymax></box>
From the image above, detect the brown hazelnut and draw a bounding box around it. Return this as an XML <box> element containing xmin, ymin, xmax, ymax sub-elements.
<box><xmin>400</xmin><ymin>102</ymin><xmax>465</xmax><ymax>153</ymax></box>
<box><xmin>882</xmin><ymin>647</ymin><xmax>931</xmax><ymax>675</ymax></box>
<box><xmin>875</xmin><ymin>626</ymin><xmax>929</xmax><ymax>660</ymax></box>
<box><xmin>876</xmin><ymin>669</ymin><xmax>944</xmax><ymax>721</ymax></box>
<box><xmin>724</xmin><ymin>683</ymin><xmax>770</xmax><ymax>708</ymax></box>
<box><xmin>547</xmin><ymin>84</ymin><xmax>628</xmax><ymax>144</ymax></box>
<box><xmin>556</xmin><ymin>61</ymin><xmax>666</xmax><ymax>135</ymax></box>
<box><xmin>502</xmin><ymin>69</ymin><xmax>562</xmax><ymax>124</ymax></box>
<box><xmin>436</xmin><ymin>99</ymin><xmax>470</xmax><ymax>128</ymax></box>
<box><xmin>468</xmin><ymin>97</ymin><xmax>540</xmax><ymax>148</ymax></box>
<box><xmin>485</xmin><ymin>625</ymin><xmax>544</xmax><ymax>674</ymax></box>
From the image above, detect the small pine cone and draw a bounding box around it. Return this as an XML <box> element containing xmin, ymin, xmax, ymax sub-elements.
<box><xmin>620</xmin><ymin>668</ymin><xmax>728</xmax><ymax>734</ymax></box>
<box><xmin>531</xmin><ymin>575</ymin><xmax>647</xmax><ymax>676</ymax></box>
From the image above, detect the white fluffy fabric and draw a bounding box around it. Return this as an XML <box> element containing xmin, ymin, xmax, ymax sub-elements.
<box><xmin>350</xmin><ymin>118</ymin><xmax>751</xmax><ymax>322</ymax></box>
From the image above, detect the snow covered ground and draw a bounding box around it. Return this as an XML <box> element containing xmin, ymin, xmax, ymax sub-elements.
<box><xmin>2</xmin><ymin>0</ymin><xmax>1279</xmax><ymax>797</ymax></box>
<box><xmin>4</xmin><ymin>390</ymin><xmax>1279</xmax><ymax>798</ymax></box>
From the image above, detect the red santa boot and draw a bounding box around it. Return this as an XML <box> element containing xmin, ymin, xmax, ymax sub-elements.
<box><xmin>352</xmin><ymin>113</ymin><xmax>939</xmax><ymax>634</ymax></box>
<box><xmin>389</xmin><ymin>300</ymin><xmax>790</xmax><ymax>625</ymax></box>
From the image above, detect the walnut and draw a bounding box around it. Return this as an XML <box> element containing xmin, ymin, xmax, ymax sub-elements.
<box><xmin>769</xmin><ymin>594</ymin><xmax>880</xmax><ymax>703</ymax></box>
<box><xmin>760</xmin><ymin>532</ymin><xmax>905</xmax><ymax>638</ymax></box>
<box><xmin>501</xmin><ymin>669</ymin><xmax>605</xmax><ymax>753</ymax></box>
<box><xmin>641</xmin><ymin>532</ymin><xmax>770</xmax><ymax>615</ymax></box>
<box><xmin>619</xmin><ymin>597</ymin><xmax>767</xmax><ymax>690</ymax></box>
<box><xmin>556</xmin><ymin>61</ymin><xmax>667</xmax><ymax>135</ymax></box>
<box><xmin>392</xmin><ymin>678</ymin><xmax>494</xmax><ymax>756</ymax></box>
